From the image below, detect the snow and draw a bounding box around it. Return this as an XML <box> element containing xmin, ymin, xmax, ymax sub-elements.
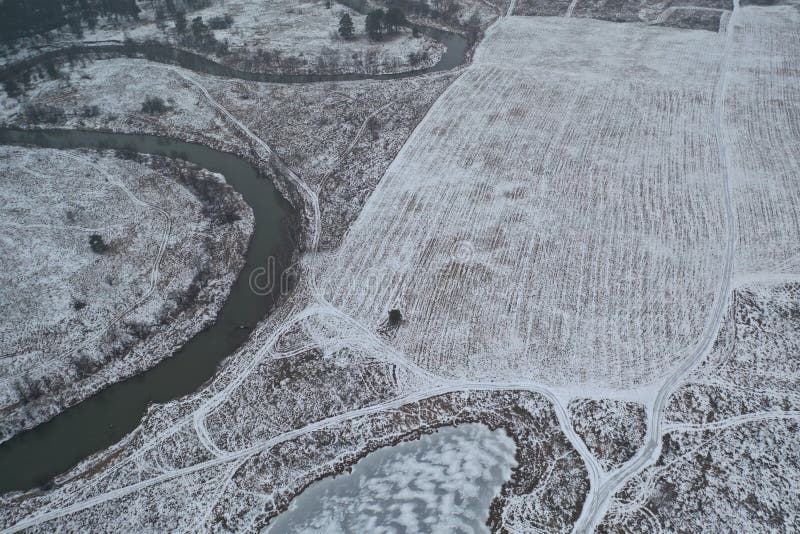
<box><xmin>723</xmin><ymin>5</ymin><xmax>800</xmax><ymax>275</ymax></box>
<box><xmin>2</xmin><ymin>1</ymin><xmax>800</xmax><ymax>531</ymax></box>
<box><xmin>0</xmin><ymin>146</ymin><xmax>253</xmax><ymax>441</ymax></box>
<box><xmin>265</xmin><ymin>424</ymin><xmax>516</xmax><ymax>533</ymax></box>
<box><xmin>320</xmin><ymin>16</ymin><xmax>728</xmax><ymax>391</ymax></box>
<box><xmin>0</xmin><ymin>0</ymin><xmax>444</xmax><ymax>75</ymax></box>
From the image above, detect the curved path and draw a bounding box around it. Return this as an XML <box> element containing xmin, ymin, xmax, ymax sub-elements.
<box><xmin>573</xmin><ymin>1</ymin><xmax>740</xmax><ymax>529</ymax></box>
<box><xmin>0</xmin><ymin>128</ymin><xmax>295</xmax><ymax>493</ymax></box>
<box><xmin>0</xmin><ymin>3</ymin><xmax>747</xmax><ymax>533</ymax></box>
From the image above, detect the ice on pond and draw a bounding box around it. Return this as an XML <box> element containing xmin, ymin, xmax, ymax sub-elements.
<box><xmin>266</xmin><ymin>423</ymin><xmax>517</xmax><ymax>533</ymax></box>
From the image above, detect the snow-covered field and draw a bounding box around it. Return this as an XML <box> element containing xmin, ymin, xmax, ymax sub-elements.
<box><xmin>0</xmin><ymin>146</ymin><xmax>252</xmax><ymax>441</ymax></box>
<box><xmin>321</xmin><ymin>16</ymin><xmax>728</xmax><ymax>391</ymax></box>
<box><xmin>2</xmin><ymin>0</ymin><xmax>800</xmax><ymax>531</ymax></box>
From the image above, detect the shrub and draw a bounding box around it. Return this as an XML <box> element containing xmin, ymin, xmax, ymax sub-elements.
<box><xmin>127</xmin><ymin>321</ymin><xmax>151</xmax><ymax>340</ymax></box>
<box><xmin>73</xmin><ymin>354</ymin><xmax>97</xmax><ymax>378</ymax></box>
<box><xmin>89</xmin><ymin>233</ymin><xmax>110</xmax><ymax>253</ymax></box>
<box><xmin>367</xmin><ymin>116</ymin><xmax>380</xmax><ymax>139</ymax></box>
<box><xmin>3</xmin><ymin>78</ymin><xmax>22</xmax><ymax>98</ymax></box>
<box><xmin>141</xmin><ymin>95</ymin><xmax>168</xmax><ymax>114</ymax></box>
<box><xmin>80</xmin><ymin>104</ymin><xmax>100</xmax><ymax>118</ymax></box>
<box><xmin>388</xmin><ymin>308</ymin><xmax>403</xmax><ymax>324</ymax></box>
<box><xmin>207</xmin><ymin>13</ymin><xmax>233</xmax><ymax>29</ymax></box>
<box><xmin>23</xmin><ymin>103</ymin><xmax>65</xmax><ymax>124</ymax></box>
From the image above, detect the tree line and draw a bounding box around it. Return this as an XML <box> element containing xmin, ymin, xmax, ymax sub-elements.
<box><xmin>338</xmin><ymin>7</ymin><xmax>409</xmax><ymax>41</ymax></box>
<box><xmin>0</xmin><ymin>0</ymin><xmax>140</xmax><ymax>42</ymax></box>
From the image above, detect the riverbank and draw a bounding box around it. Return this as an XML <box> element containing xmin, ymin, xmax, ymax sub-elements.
<box><xmin>0</xmin><ymin>128</ymin><xmax>297</xmax><ymax>492</ymax></box>
<box><xmin>0</xmin><ymin>144</ymin><xmax>255</xmax><ymax>445</ymax></box>
<box><xmin>0</xmin><ymin>0</ymin><xmax>448</xmax><ymax>77</ymax></box>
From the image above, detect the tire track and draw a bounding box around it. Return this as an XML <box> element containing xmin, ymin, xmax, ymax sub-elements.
<box><xmin>573</xmin><ymin>1</ymin><xmax>740</xmax><ymax>530</ymax></box>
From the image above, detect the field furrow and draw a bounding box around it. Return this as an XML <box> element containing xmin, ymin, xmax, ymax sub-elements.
<box><xmin>321</xmin><ymin>17</ymin><xmax>728</xmax><ymax>390</ymax></box>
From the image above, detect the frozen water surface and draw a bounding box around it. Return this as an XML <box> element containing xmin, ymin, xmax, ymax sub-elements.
<box><xmin>265</xmin><ymin>423</ymin><xmax>517</xmax><ymax>534</ymax></box>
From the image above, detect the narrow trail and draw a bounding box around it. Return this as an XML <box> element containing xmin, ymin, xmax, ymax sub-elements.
<box><xmin>506</xmin><ymin>0</ymin><xmax>518</xmax><ymax>17</ymax></box>
<box><xmin>0</xmin><ymin>4</ymin><xmax>746</xmax><ymax>531</ymax></box>
<box><xmin>664</xmin><ymin>410</ymin><xmax>800</xmax><ymax>433</ymax></box>
<box><xmin>565</xmin><ymin>0</ymin><xmax>580</xmax><ymax>18</ymax></box>
<box><xmin>573</xmin><ymin>2</ymin><xmax>740</xmax><ymax>530</ymax></box>
<box><xmin>162</xmin><ymin>66</ymin><xmax>322</xmax><ymax>254</ymax></box>
<box><xmin>0</xmin><ymin>376</ymin><xmax>598</xmax><ymax>534</ymax></box>
<box><xmin>316</xmin><ymin>102</ymin><xmax>394</xmax><ymax>195</ymax></box>
<box><xmin>2</xmin><ymin>153</ymin><xmax>173</xmax><ymax>382</ymax></box>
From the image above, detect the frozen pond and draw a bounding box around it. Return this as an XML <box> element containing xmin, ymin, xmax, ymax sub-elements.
<box><xmin>266</xmin><ymin>423</ymin><xmax>517</xmax><ymax>534</ymax></box>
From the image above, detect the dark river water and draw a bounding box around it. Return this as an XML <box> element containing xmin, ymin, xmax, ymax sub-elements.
<box><xmin>0</xmin><ymin>128</ymin><xmax>295</xmax><ymax>493</ymax></box>
<box><xmin>0</xmin><ymin>21</ymin><xmax>469</xmax><ymax>497</ymax></box>
<box><xmin>0</xmin><ymin>26</ymin><xmax>468</xmax><ymax>84</ymax></box>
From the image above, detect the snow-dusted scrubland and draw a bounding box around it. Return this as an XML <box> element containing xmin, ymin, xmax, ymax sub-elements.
<box><xmin>568</xmin><ymin>399</ymin><xmax>647</xmax><ymax>471</ymax></box>
<box><xmin>599</xmin><ymin>417</ymin><xmax>800</xmax><ymax>531</ymax></box>
<box><xmin>3</xmin><ymin>0</ymin><xmax>800</xmax><ymax>530</ymax></box>
<box><xmin>321</xmin><ymin>16</ymin><xmax>728</xmax><ymax>390</ymax></box>
<box><xmin>0</xmin><ymin>0</ymin><xmax>444</xmax><ymax>75</ymax></box>
<box><xmin>0</xmin><ymin>56</ymin><xmax>457</xmax><ymax>247</ymax></box>
<box><xmin>0</xmin><ymin>146</ymin><xmax>253</xmax><ymax>441</ymax></box>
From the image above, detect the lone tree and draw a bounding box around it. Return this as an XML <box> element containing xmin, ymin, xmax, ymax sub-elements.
<box><xmin>141</xmin><ymin>96</ymin><xmax>168</xmax><ymax>114</ymax></box>
<box><xmin>174</xmin><ymin>11</ymin><xmax>187</xmax><ymax>34</ymax></box>
<box><xmin>365</xmin><ymin>8</ymin><xmax>385</xmax><ymax>41</ymax></box>
<box><xmin>384</xmin><ymin>7</ymin><xmax>406</xmax><ymax>33</ymax></box>
<box><xmin>89</xmin><ymin>234</ymin><xmax>110</xmax><ymax>254</ymax></box>
<box><xmin>388</xmin><ymin>308</ymin><xmax>402</xmax><ymax>325</ymax></box>
<box><xmin>338</xmin><ymin>13</ymin><xmax>354</xmax><ymax>39</ymax></box>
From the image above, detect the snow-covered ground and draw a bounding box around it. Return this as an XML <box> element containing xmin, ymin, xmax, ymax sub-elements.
<box><xmin>0</xmin><ymin>56</ymin><xmax>458</xmax><ymax>248</ymax></box>
<box><xmin>320</xmin><ymin>16</ymin><xmax>728</xmax><ymax>391</ymax></box>
<box><xmin>0</xmin><ymin>146</ymin><xmax>253</xmax><ymax>441</ymax></box>
<box><xmin>0</xmin><ymin>0</ymin><xmax>445</xmax><ymax>75</ymax></box>
<box><xmin>265</xmin><ymin>423</ymin><xmax>516</xmax><ymax>533</ymax></box>
<box><xmin>2</xmin><ymin>0</ymin><xmax>800</xmax><ymax>531</ymax></box>
<box><xmin>180</xmin><ymin>0</ymin><xmax>445</xmax><ymax>74</ymax></box>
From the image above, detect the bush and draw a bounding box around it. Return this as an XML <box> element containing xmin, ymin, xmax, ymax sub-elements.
<box><xmin>3</xmin><ymin>78</ymin><xmax>22</xmax><ymax>98</ymax></box>
<box><xmin>388</xmin><ymin>308</ymin><xmax>403</xmax><ymax>324</ymax></box>
<box><xmin>89</xmin><ymin>233</ymin><xmax>110</xmax><ymax>253</ymax></box>
<box><xmin>367</xmin><ymin>116</ymin><xmax>380</xmax><ymax>140</ymax></box>
<box><xmin>23</xmin><ymin>103</ymin><xmax>65</xmax><ymax>124</ymax></box>
<box><xmin>73</xmin><ymin>354</ymin><xmax>97</xmax><ymax>378</ymax></box>
<box><xmin>127</xmin><ymin>321</ymin><xmax>151</xmax><ymax>340</ymax></box>
<box><xmin>141</xmin><ymin>95</ymin><xmax>168</xmax><ymax>114</ymax></box>
<box><xmin>80</xmin><ymin>104</ymin><xmax>100</xmax><ymax>118</ymax></box>
<box><xmin>207</xmin><ymin>13</ymin><xmax>233</xmax><ymax>29</ymax></box>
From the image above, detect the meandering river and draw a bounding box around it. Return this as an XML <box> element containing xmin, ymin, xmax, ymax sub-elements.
<box><xmin>0</xmin><ymin>128</ymin><xmax>295</xmax><ymax>492</ymax></box>
<box><xmin>0</xmin><ymin>22</ymin><xmax>469</xmax><ymax>495</ymax></box>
